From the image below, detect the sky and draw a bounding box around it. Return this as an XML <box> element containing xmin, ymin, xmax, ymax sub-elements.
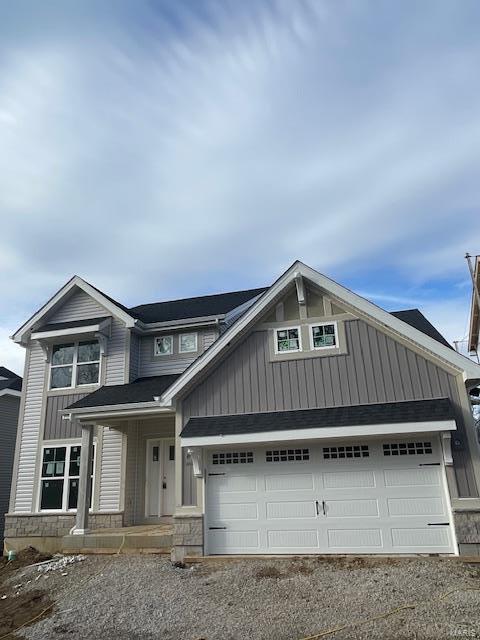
<box><xmin>0</xmin><ymin>0</ymin><xmax>479</xmax><ymax>375</ymax></box>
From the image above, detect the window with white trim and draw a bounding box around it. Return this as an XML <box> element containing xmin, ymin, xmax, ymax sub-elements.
<box><xmin>50</xmin><ymin>341</ymin><xmax>100</xmax><ymax>389</ymax></box>
<box><xmin>383</xmin><ymin>442</ymin><xmax>433</xmax><ymax>456</ymax></box>
<box><xmin>275</xmin><ymin>327</ymin><xmax>301</xmax><ymax>353</ymax></box>
<box><xmin>212</xmin><ymin>451</ymin><xmax>254</xmax><ymax>465</ymax></box>
<box><xmin>310</xmin><ymin>322</ymin><xmax>338</xmax><ymax>349</ymax></box>
<box><xmin>40</xmin><ymin>444</ymin><xmax>95</xmax><ymax>511</ymax></box>
<box><xmin>179</xmin><ymin>333</ymin><xmax>198</xmax><ymax>353</ymax></box>
<box><xmin>323</xmin><ymin>445</ymin><xmax>369</xmax><ymax>459</ymax></box>
<box><xmin>154</xmin><ymin>335</ymin><xmax>173</xmax><ymax>356</ymax></box>
<box><xmin>266</xmin><ymin>448</ymin><xmax>310</xmax><ymax>462</ymax></box>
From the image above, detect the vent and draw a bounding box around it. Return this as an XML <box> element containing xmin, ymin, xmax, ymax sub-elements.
<box><xmin>266</xmin><ymin>449</ymin><xmax>310</xmax><ymax>462</ymax></box>
<box><xmin>383</xmin><ymin>442</ymin><xmax>433</xmax><ymax>456</ymax></box>
<box><xmin>323</xmin><ymin>445</ymin><xmax>369</xmax><ymax>459</ymax></box>
<box><xmin>212</xmin><ymin>451</ymin><xmax>254</xmax><ymax>465</ymax></box>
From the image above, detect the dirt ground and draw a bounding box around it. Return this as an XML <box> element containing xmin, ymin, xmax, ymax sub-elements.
<box><xmin>0</xmin><ymin>548</ymin><xmax>54</xmax><ymax>639</ymax></box>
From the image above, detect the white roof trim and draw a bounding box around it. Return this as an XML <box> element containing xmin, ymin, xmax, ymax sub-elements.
<box><xmin>31</xmin><ymin>318</ymin><xmax>111</xmax><ymax>341</ymax></box>
<box><xmin>181</xmin><ymin>418</ymin><xmax>456</xmax><ymax>447</ymax></box>
<box><xmin>61</xmin><ymin>401</ymin><xmax>174</xmax><ymax>419</ymax></box>
<box><xmin>0</xmin><ymin>388</ymin><xmax>21</xmax><ymax>398</ymax></box>
<box><xmin>161</xmin><ymin>261</ymin><xmax>480</xmax><ymax>404</ymax></box>
<box><xmin>12</xmin><ymin>276</ymin><xmax>135</xmax><ymax>344</ymax></box>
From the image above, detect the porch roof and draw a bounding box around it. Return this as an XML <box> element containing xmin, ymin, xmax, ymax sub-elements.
<box><xmin>181</xmin><ymin>398</ymin><xmax>455</xmax><ymax>439</ymax></box>
<box><xmin>67</xmin><ymin>374</ymin><xmax>180</xmax><ymax>410</ymax></box>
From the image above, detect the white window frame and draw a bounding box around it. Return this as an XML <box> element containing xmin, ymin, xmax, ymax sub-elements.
<box><xmin>274</xmin><ymin>326</ymin><xmax>302</xmax><ymax>354</ymax></box>
<box><xmin>154</xmin><ymin>335</ymin><xmax>174</xmax><ymax>357</ymax></box>
<box><xmin>49</xmin><ymin>340</ymin><xmax>101</xmax><ymax>390</ymax></box>
<box><xmin>179</xmin><ymin>332</ymin><xmax>198</xmax><ymax>354</ymax></box>
<box><xmin>38</xmin><ymin>442</ymin><xmax>96</xmax><ymax>513</ymax></box>
<box><xmin>309</xmin><ymin>321</ymin><xmax>339</xmax><ymax>351</ymax></box>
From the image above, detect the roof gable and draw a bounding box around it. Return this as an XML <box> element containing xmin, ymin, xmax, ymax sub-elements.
<box><xmin>160</xmin><ymin>261</ymin><xmax>480</xmax><ymax>404</ymax></box>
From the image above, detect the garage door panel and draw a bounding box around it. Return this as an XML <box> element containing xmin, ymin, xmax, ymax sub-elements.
<box><xmin>323</xmin><ymin>470</ymin><xmax>376</xmax><ymax>489</ymax></box>
<box><xmin>265</xmin><ymin>473</ymin><xmax>314</xmax><ymax>491</ymax></box>
<box><xmin>210</xmin><ymin>502</ymin><xmax>259</xmax><ymax>520</ymax></box>
<box><xmin>327</xmin><ymin>528</ymin><xmax>383</xmax><ymax>548</ymax></box>
<box><xmin>384</xmin><ymin>467</ymin><xmax>441</xmax><ymax>487</ymax></box>
<box><xmin>391</xmin><ymin>527</ymin><xmax>452</xmax><ymax>549</ymax></box>
<box><xmin>209</xmin><ymin>529</ymin><xmax>260</xmax><ymax>552</ymax></box>
<box><xmin>266</xmin><ymin>500</ymin><xmax>317</xmax><ymax>519</ymax></box>
<box><xmin>387</xmin><ymin>497</ymin><xmax>445</xmax><ymax>517</ymax></box>
<box><xmin>268</xmin><ymin>529</ymin><xmax>319</xmax><ymax>549</ymax></box>
<box><xmin>210</xmin><ymin>474</ymin><xmax>258</xmax><ymax>492</ymax></box>
<box><xmin>325</xmin><ymin>499</ymin><xmax>379</xmax><ymax>518</ymax></box>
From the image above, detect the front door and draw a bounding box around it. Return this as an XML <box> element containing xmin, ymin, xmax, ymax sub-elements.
<box><xmin>146</xmin><ymin>439</ymin><xmax>175</xmax><ymax>518</ymax></box>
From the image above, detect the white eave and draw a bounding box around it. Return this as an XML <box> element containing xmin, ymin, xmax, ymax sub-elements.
<box><xmin>60</xmin><ymin>401</ymin><xmax>174</xmax><ymax>421</ymax></box>
<box><xmin>0</xmin><ymin>388</ymin><xmax>21</xmax><ymax>398</ymax></box>
<box><xmin>161</xmin><ymin>261</ymin><xmax>480</xmax><ymax>405</ymax></box>
<box><xmin>31</xmin><ymin>317</ymin><xmax>112</xmax><ymax>341</ymax></box>
<box><xmin>12</xmin><ymin>276</ymin><xmax>136</xmax><ymax>345</ymax></box>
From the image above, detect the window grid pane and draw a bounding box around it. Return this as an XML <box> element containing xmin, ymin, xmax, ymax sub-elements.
<box><xmin>323</xmin><ymin>445</ymin><xmax>369</xmax><ymax>459</ymax></box>
<box><xmin>276</xmin><ymin>328</ymin><xmax>300</xmax><ymax>352</ymax></box>
<box><xmin>50</xmin><ymin>366</ymin><xmax>73</xmax><ymax>389</ymax></box>
<box><xmin>383</xmin><ymin>442</ymin><xmax>433</xmax><ymax>456</ymax></box>
<box><xmin>312</xmin><ymin>324</ymin><xmax>337</xmax><ymax>348</ymax></box>
<box><xmin>212</xmin><ymin>451</ymin><xmax>254</xmax><ymax>465</ymax></box>
<box><xmin>266</xmin><ymin>449</ymin><xmax>309</xmax><ymax>462</ymax></box>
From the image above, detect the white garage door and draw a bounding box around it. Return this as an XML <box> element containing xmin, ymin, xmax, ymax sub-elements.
<box><xmin>205</xmin><ymin>436</ymin><xmax>456</xmax><ymax>555</ymax></box>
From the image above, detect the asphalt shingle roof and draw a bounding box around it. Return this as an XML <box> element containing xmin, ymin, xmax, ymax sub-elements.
<box><xmin>67</xmin><ymin>374</ymin><xmax>181</xmax><ymax>409</ymax></box>
<box><xmin>181</xmin><ymin>398</ymin><xmax>454</xmax><ymax>438</ymax></box>
<box><xmin>128</xmin><ymin>288</ymin><xmax>268</xmax><ymax>324</ymax></box>
<box><xmin>390</xmin><ymin>309</ymin><xmax>452</xmax><ymax>349</ymax></box>
<box><xmin>0</xmin><ymin>366</ymin><xmax>21</xmax><ymax>379</ymax></box>
<box><xmin>0</xmin><ymin>377</ymin><xmax>22</xmax><ymax>392</ymax></box>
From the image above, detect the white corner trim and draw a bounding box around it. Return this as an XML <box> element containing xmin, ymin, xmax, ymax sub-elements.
<box><xmin>161</xmin><ymin>261</ymin><xmax>480</xmax><ymax>404</ymax></box>
<box><xmin>12</xmin><ymin>276</ymin><xmax>135</xmax><ymax>344</ymax></box>
<box><xmin>181</xmin><ymin>419</ymin><xmax>457</xmax><ymax>448</ymax></box>
<box><xmin>0</xmin><ymin>388</ymin><xmax>21</xmax><ymax>398</ymax></box>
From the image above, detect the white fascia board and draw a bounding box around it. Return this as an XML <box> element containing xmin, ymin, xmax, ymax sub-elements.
<box><xmin>161</xmin><ymin>261</ymin><xmax>480</xmax><ymax>404</ymax></box>
<box><xmin>180</xmin><ymin>419</ymin><xmax>457</xmax><ymax>448</ymax></box>
<box><xmin>31</xmin><ymin>318</ymin><xmax>111</xmax><ymax>341</ymax></box>
<box><xmin>0</xmin><ymin>388</ymin><xmax>21</xmax><ymax>398</ymax></box>
<box><xmin>62</xmin><ymin>402</ymin><xmax>174</xmax><ymax>419</ymax></box>
<box><xmin>12</xmin><ymin>276</ymin><xmax>135</xmax><ymax>345</ymax></box>
<box><xmin>136</xmin><ymin>316</ymin><xmax>222</xmax><ymax>333</ymax></box>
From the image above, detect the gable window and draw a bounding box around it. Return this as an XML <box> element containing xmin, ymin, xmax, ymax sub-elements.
<box><xmin>310</xmin><ymin>322</ymin><xmax>338</xmax><ymax>349</ymax></box>
<box><xmin>275</xmin><ymin>327</ymin><xmax>301</xmax><ymax>353</ymax></box>
<box><xmin>154</xmin><ymin>335</ymin><xmax>173</xmax><ymax>356</ymax></box>
<box><xmin>179</xmin><ymin>333</ymin><xmax>197</xmax><ymax>353</ymax></box>
<box><xmin>50</xmin><ymin>340</ymin><xmax>100</xmax><ymax>389</ymax></box>
<box><xmin>40</xmin><ymin>444</ymin><xmax>95</xmax><ymax>511</ymax></box>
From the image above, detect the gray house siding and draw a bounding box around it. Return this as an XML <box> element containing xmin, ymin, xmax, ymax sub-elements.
<box><xmin>0</xmin><ymin>395</ymin><xmax>20</xmax><ymax>540</ymax></box>
<box><xmin>43</xmin><ymin>393</ymin><xmax>88</xmax><ymax>440</ymax></box>
<box><xmin>182</xmin><ymin>319</ymin><xmax>477</xmax><ymax>498</ymax></box>
<box><xmin>138</xmin><ymin>328</ymin><xmax>218</xmax><ymax>378</ymax></box>
<box><xmin>47</xmin><ymin>289</ymin><xmax>109</xmax><ymax>323</ymax></box>
<box><xmin>129</xmin><ymin>332</ymin><xmax>140</xmax><ymax>382</ymax></box>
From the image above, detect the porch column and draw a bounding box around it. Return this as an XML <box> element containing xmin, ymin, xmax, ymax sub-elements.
<box><xmin>73</xmin><ymin>423</ymin><xmax>94</xmax><ymax>535</ymax></box>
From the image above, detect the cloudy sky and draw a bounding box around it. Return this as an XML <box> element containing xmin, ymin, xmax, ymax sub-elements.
<box><xmin>1</xmin><ymin>0</ymin><xmax>479</xmax><ymax>375</ymax></box>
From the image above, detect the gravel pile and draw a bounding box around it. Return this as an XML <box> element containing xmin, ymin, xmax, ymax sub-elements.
<box><xmin>14</xmin><ymin>555</ymin><xmax>480</xmax><ymax>640</ymax></box>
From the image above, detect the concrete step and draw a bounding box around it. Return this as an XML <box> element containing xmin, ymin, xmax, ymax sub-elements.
<box><xmin>62</xmin><ymin>531</ymin><xmax>172</xmax><ymax>554</ymax></box>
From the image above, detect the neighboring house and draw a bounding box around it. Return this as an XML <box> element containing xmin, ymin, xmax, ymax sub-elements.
<box><xmin>0</xmin><ymin>366</ymin><xmax>22</xmax><ymax>544</ymax></box>
<box><xmin>5</xmin><ymin>261</ymin><xmax>480</xmax><ymax>559</ymax></box>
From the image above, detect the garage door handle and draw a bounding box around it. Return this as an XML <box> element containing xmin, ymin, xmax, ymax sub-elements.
<box><xmin>427</xmin><ymin>522</ymin><xmax>449</xmax><ymax>526</ymax></box>
<box><xmin>209</xmin><ymin>527</ymin><xmax>227</xmax><ymax>530</ymax></box>
<box><xmin>315</xmin><ymin>500</ymin><xmax>320</xmax><ymax>516</ymax></box>
<box><xmin>322</xmin><ymin>500</ymin><xmax>326</xmax><ymax>516</ymax></box>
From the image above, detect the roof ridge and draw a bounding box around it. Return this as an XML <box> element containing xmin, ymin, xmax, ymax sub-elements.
<box><xmin>129</xmin><ymin>286</ymin><xmax>268</xmax><ymax>310</ymax></box>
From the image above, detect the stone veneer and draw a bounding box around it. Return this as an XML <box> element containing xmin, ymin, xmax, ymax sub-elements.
<box><xmin>454</xmin><ymin>510</ymin><xmax>480</xmax><ymax>555</ymax></box>
<box><xmin>172</xmin><ymin>515</ymin><xmax>203</xmax><ymax>562</ymax></box>
<box><xmin>4</xmin><ymin>512</ymin><xmax>124</xmax><ymax>539</ymax></box>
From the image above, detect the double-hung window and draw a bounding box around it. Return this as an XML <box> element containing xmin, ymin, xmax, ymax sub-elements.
<box><xmin>50</xmin><ymin>340</ymin><xmax>100</xmax><ymax>389</ymax></box>
<box><xmin>275</xmin><ymin>327</ymin><xmax>301</xmax><ymax>353</ymax></box>
<box><xmin>40</xmin><ymin>444</ymin><xmax>95</xmax><ymax>511</ymax></box>
<box><xmin>310</xmin><ymin>322</ymin><xmax>338</xmax><ymax>349</ymax></box>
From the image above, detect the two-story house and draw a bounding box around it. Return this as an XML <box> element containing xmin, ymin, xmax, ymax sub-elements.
<box><xmin>5</xmin><ymin>261</ymin><xmax>480</xmax><ymax>559</ymax></box>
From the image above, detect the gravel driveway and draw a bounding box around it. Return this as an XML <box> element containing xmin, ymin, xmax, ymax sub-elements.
<box><xmin>8</xmin><ymin>554</ymin><xmax>480</xmax><ymax>640</ymax></box>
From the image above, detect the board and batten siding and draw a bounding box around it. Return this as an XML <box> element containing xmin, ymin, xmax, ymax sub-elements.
<box><xmin>0</xmin><ymin>395</ymin><xmax>20</xmax><ymax>539</ymax></box>
<box><xmin>44</xmin><ymin>394</ymin><xmax>88</xmax><ymax>440</ymax></box>
<box><xmin>48</xmin><ymin>289</ymin><xmax>109</xmax><ymax>323</ymax></box>
<box><xmin>138</xmin><ymin>328</ymin><xmax>218</xmax><ymax>377</ymax></box>
<box><xmin>182</xmin><ymin>319</ymin><xmax>477</xmax><ymax>498</ymax></box>
<box><xmin>13</xmin><ymin>342</ymin><xmax>45</xmax><ymax>512</ymax></box>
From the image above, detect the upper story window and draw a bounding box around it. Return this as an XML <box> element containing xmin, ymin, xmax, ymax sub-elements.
<box><xmin>310</xmin><ymin>322</ymin><xmax>338</xmax><ymax>349</ymax></box>
<box><xmin>154</xmin><ymin>335</ymin><xmax>173</xmax><ymax>356</ymax></box>
<box><xmin>179</xmin><ymin>333</ymin><xmax>197</xmax><ymax>353</ymax></box>
<box><xmin>275</xmin><ymin>327</ymin><xmax>301</xmax><ymax>353</ymax></box>
<box><xmin>50</xmin><ymin>340</ymin><xmax>100</xmax><ymax>389</ymax></box>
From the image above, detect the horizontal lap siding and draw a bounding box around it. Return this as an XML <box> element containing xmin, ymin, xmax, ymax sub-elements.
<box><xmin>48</xmin><ymin>289</ymin><xmax>108</xmax><ymax>322</ymax></box>
<box><xmin>105</xmin><ymin>319</ymin><xmax>127</xmax><ymax>386</ymax></box>
<box><xmin>44</xmin><ymin>394</ymin><xmax>87</xmax><ymax>440</ymax></box>
<box><xmin>99</xmin><ymin>427</ymin><xmax>124</xmax><ymax>511</ymax></box>
<box><xmin>0</xmin><ymin>396</ymin><xmax>20</xmax><ymax>538</ymax></box>
<box><xmin>14</xmin><ymin>343</ymin><xmax>45</xmax><ymax>512</ymax></box>
<box><xmin>183</xmin><ymin>319</ymin><xmax>477</xmax><ymax>498</ymax></box>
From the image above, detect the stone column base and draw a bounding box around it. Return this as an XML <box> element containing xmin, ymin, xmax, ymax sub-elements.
<box><xmin>171</xmin><ymin>514</ymin><xmax>203</xmax><ymax>563</ymax></box>
<box><xmin>453</xmin><ymin>510</ymin><xmax>480</xmax><ymax>555</ymax></box>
